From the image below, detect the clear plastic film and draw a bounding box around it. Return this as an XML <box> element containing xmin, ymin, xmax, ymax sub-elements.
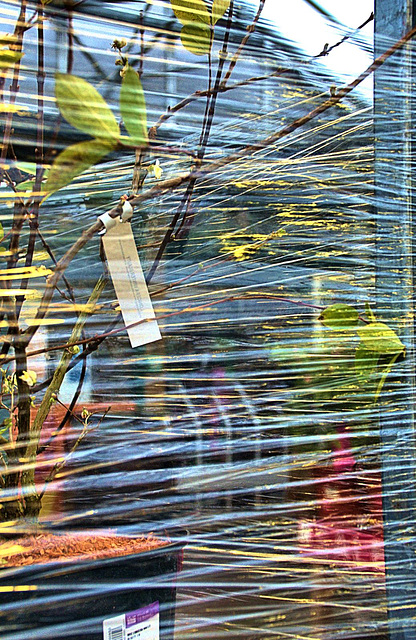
<box><xmin>0</xmin><ymin>0</ymin><xmax>414</xmax><ymax>639</ymax></box>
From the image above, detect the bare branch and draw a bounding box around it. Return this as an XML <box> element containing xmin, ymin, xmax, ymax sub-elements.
<box><xmin>221</xmin><ymin>0</ymin><xmax>266</xmax><ymax>87</ymax></box>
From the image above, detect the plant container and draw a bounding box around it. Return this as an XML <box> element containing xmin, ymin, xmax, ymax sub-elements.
<box><xmin>0</xmin><ymin>535</ymin><xmax>184</xmax><ymax>640</ymax></box>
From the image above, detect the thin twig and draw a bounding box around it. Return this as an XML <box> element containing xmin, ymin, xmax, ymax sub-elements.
<box><xmin>221</xmin><ymin>0</ymin><xmax>266</xmax><ymax>87</ymax></box>
<box><xmin>39</xmin><ymin>406</ymin><xmax>112</xmax><ymax>500</ymax></box>
<box><xmin>316</xmin><ymin>11</ymin><xmax>374</xmax><ymax>58</ymax></box>
<box><xmin>1</xmin><ymin>286</ymin><xmax>373</xmax><ymax>366</ymax></box>
<box><xmin>53</xmin><ymin>395</ymin><xmax>85</xmax><ymax>426</ymax></box>
<box><xmin>149</xmin><ymin>67</ymin><xmax>295</xmax><ymax>138</ymax></box>
<box><xmin>0</xmin><ymin>0</ymin><xmax>28</xmax><ymax>175</ymax></box>
<box><xmin>21</xmin><ymin>276</ymin><xmax>107</xmax><ymax>518</ymax></box>
<box><xmin>37</xmin><ymin>352</ymin><xmax>87</xmax><ymax>454</ymax></box>
<box><xmin>38</xmin><ymin>229</ymin><xmax>76</xmax><ymax>304</ymax></box>
<box><xmin>139</xmin><ymin>10</ymin><xmax>144</xmax><ymax>78</ymax></box>
<box><xmin>147</xmin><ymin>1</ymin><xmax>235</xmax><ymax>281</ymax></box>
<box><xmin>15</xmin><ymin>0</ymin><xmax>45</xmax><ymax>320</ymax></box>
<box><xmin>31</xmin><ymin>313</ymin><xmax>121</xmax><ymax>395</ymax></box>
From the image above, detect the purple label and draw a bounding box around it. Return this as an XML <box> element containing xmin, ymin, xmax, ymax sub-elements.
<box><xmin>125</xmin><ymin>602</ymin><xmax>159</xmax><ymax>628</ymax></box>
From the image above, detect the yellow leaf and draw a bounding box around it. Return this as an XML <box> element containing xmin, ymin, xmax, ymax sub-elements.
<box><xmin>180</xmin><ymin>22</ymin><xmax>211</xmax><ymax>56</ymax></box>
<box><xmin>55</xmin><ymin>73</ymin><xmax>120</xmax><ymax>140</ymax></box>
<box><xmin>212</xmin><ymin>0</ymin><xmax>230</xmax><ymax>24</ymax></box>
<box><xmin>120</xmin><ymin>66</ymin><xmax>148</xmax><ymax>147</ymax></box>
<box><xmin>149</xmin><ymin>160</ymin><xmax>163</xmax><ymax>180</ymax></box>
<box><xmin>44</xmin><ymin>138</ymin><xmax>115</xmax><ymax>195</ymax></box>
<box><xmin>170</xmin><ymin>0</ymin><xmax>210</xmax><ymax>25</ymax></box>
<box><xmin>20</xmin><ymin>370</ymin><xmax>37</xmax><ymax>387</ymax></box>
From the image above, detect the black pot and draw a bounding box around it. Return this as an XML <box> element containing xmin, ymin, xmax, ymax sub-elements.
<box><xmin>0</xmin><ymin>538</ymin><xmax>184</xmax><ymax>640</ymax></box>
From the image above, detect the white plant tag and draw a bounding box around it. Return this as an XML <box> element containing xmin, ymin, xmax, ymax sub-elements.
<box><xmin>102</xmin><ymin>219</ymin><xmax>161</xmax><ymax>348</ymax></box>
<box><xmin>103</xmin><ymin>602</ymin><xmax>160</xmax><ymax>640</ymax></box>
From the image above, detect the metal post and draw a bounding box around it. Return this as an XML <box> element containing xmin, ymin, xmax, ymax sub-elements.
<box><xmin>374</xmin><ymin>1</ymin><xmax>416</xmax><ymax>638</ymax></box>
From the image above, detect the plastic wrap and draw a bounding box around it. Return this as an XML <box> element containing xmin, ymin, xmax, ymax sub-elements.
<box><xmin>0</xmin><ymin>0</ymin><xmax>414</xmax><ymax>638</ymax></box>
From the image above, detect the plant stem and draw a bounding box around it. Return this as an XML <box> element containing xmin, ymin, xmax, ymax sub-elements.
<box><xmin>221</xmin><ymin>0</ymin><xmax>266</xmax><ymax>87</ymax></box>
<box><xmin>37</xmin><ymin>353</ymin><xmax>87</xmax><ymax>454</ymax></box>
<box><xmin>15</xmin><ymin>1</ymin><xmax>45</xmax><ymax>322</ymax></box>
<box><xmin>374</xmin><ymin>353</ymin><xmax>401</xmax><ymax>404</ymax></box>
<box><xmin>198</xmin><ymin>1</ymin><xmax>234</xmax><ymax>159</ymax></box>
<box><xmin>147</xmin><ymin>2</ymin><xmax>235</xmax><ymax>281</ymax></box>
<box><xmin>139</xmin><ymin>10</ymin><xmax>144</xmax><ymax>78</ymax></box>
<box><xmin>20</xmin><ymin>275</ymin><xmax>107</xmax><ymax>520</ymax></box>
<box><xmin>2</xmin><ymin>335</ymin><xmax>26</xmax><ymax>521</ymax></box>
<box><xmin>0</xmin><ymin>0</ymin><xmax>28</xmax><ymax>175</ymax></box>
<box><xmin>316</xmin><ymin>11</ymin><xmax>374</xmax><ymax>58</ymax></box>
<box><xmin>39</xmin><ymin>406</ymin><xmax>111</xmax><ymax>500</ymax></box>
<box><xmin>145</xmin><ymin>177</ymin><xmax>196</xmax><ymax>283</ymax></box>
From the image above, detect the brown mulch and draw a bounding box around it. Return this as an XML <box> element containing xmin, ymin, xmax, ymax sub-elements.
<box><xmin>0</xmin><ymin>532</ymin><xmax>170</xmax><ymax>568</ymax></box>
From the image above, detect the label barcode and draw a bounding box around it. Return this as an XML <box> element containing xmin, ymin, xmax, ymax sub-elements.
<box><xmin>109</xmin><ymin>626</ymin><xmax>123</xmax><ymax>640</ymax></box>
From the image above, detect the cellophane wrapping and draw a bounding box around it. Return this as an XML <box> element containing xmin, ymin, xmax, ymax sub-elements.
<box><xmin>0</xmin><ymin>1</ymin><xmax>414</xmax><ymax>639</ymax></box>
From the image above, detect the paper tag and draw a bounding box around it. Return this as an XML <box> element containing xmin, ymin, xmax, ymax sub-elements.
<box><xmin>102</xmin><ymin>219</ymin><xmax>161</xmax><ymax>348</ymax></box>
<box><xmin>103</xmin><ymin>602</ymin><xmax>159</xmax><ymax>640</ymax></box>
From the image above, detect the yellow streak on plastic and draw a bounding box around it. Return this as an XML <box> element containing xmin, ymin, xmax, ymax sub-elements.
<box><xmin>24</xmin><ymin>318</ymin><xmax>65</xmax><ymax>327</ymax></box>
<box><xmin>0</xmin><ymin>289</ymin><xmax>39</xmax><ymax>296</ymax></box>
<box><xmin>0</xmin><ymin>544</ymin><xmax>25</xmax><ymax>557</ymax></box>
<box><xmin>0</xmin><ymin>266</ymin><xmax>51</xmax><ymax>276</ymax></box>
<box><xmin>0</xmin><ymin>586</ymin><xmax>38</xmax><ymax>592</ymax></box>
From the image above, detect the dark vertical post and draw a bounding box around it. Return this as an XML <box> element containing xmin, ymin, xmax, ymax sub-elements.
<box><xmin>374</xmin><ymin>1</ymin><xmax>416</xmax><ymax>638</ymax></box>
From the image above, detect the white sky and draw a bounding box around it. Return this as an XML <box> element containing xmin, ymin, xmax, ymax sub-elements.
<box><xmin>259</xmin><ymin>0</ymin><xmax>374</xmax><ymax>94</ymax></box>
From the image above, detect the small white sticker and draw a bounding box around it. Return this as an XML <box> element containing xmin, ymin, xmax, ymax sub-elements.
<box><xmin>102</xmin><ymin>219</ymin><xmax>161</xmax><ymax>348</ymax></box>
<box><xmin>103</xmin><ymin>602</ymin><xmax>160</xmax><ymax>640</ymax></box>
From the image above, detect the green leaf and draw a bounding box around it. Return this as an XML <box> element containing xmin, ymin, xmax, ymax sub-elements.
<box><xmin>357</xmin><ymin>322</ymin><xmax>405</xmax><ymax>355</ymax></box>
<box><xmin>212</xmin><ymin>0</ymin><xmax>230</xmax><ymax>24</ymax></box>
<box><xmin>181</xmin><ymin>23</ymin><xmax>211</xmax><ymax>55</ymax></box>
<box><xmin>0</xmin><ymin>50</ymin><xmax>23</xmax><ymax>69</ymax></box>
<box><xmin>120</xmin><ymin>66</ymin><xmax>148</xmax><ymax>147</ymax></box>
<box><xmin>0</xmin><ymin>417</ymin><xmax>11</xmax><ymax>436</ymax></box>
<box><xmin>170</xmin><ymin>0</ymin><xmax>210</xmax><ymax>24</ymax></box>
<box><xmin>44</xmin><ymin>138</ymin><xmax>115</xmax><ymax>195</ymax></box>
<box><xmin>354</xmin><ymin>345</ymin><xmax>379</xmax><ymax>377</ymax></box>
<box><xmin>319</xmin><ymin>304</ymin><xmax>359</xmax><ymax>329</ymax></box>
<box><xmin>15</xmin><ymin>162</ymin><xmax>37</xmax><ymax>175</ymax></box>
<box><xmin>55</xmin><ymin>73</ymin><xmax>120</xmax><ymax>140</ymax></box>
<box><xmin>15</xmin><ymin>179</ymin><xmax>35</xmax><ymax>192</ymax></box>
<box><xmin>15</xmin><ymin>169</ymin><xmax>49</xmax><ymax>192</ymax></box>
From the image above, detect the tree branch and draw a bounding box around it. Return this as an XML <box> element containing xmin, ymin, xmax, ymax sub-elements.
<box><xmin>20</xmin><ymin>275</ymin><xmax>107</xmax><ymax>519</ymax></box>
<box><xmin>221</xmin><ymin>0</ymin><xmax>266</xmax><ymax>87</ymax></box>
